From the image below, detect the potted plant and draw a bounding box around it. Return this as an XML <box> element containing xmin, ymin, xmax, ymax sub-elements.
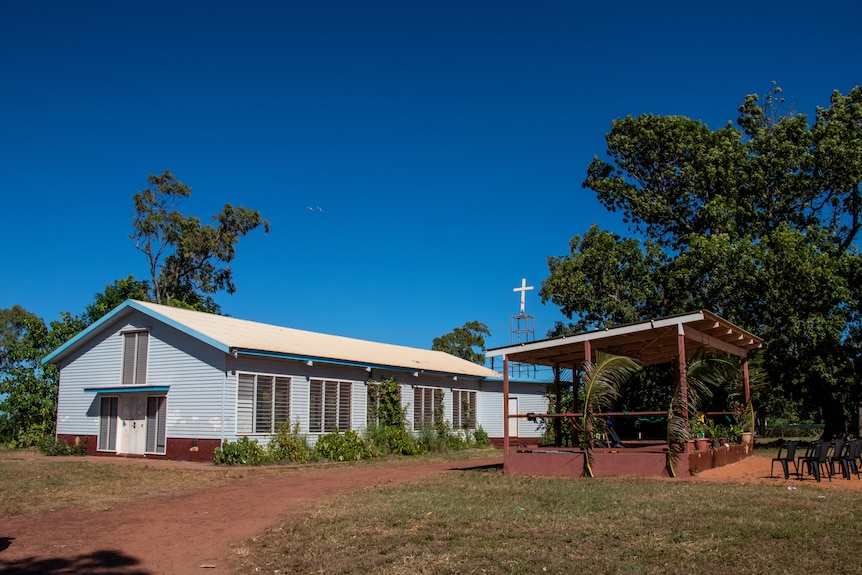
<box><xmin>707</xmin><ymin>420</ymin><xmax>721</xmax><ymax>448</ymax></box>
<box><xmin>690</xmin><ymin>416</ymin><xmax>709</xmax><ymax>450</ymax></box>
<box><xmin>731</xmin><ymin>400</ymin><xmax>755</xmax><ymax>444</ymax></box>
<box><xmin>712</xmin><ymin>423</ymin><xmax>731</xmax><ymax>447</ymax></box>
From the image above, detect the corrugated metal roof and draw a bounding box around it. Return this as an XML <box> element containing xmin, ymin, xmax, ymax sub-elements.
<box><xmin>486</xmin><ymin>309</ymin><xmax>763</xmax><ymax>367</ymax></box>
<box><xmin>125</xmin><ymin>301</ymin><xmax>500</xmax><ymax>378</ymax></box>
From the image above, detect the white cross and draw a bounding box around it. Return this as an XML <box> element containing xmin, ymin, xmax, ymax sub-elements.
<box><xmin>513</xmin><ymin>278</ymin><xmax>534</xmax><ymax>315</ymax></box>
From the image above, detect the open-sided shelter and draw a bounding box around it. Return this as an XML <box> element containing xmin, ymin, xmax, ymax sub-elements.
<box><xmin>486</xmin><ymin>310</ymin><xmax>764</xmax><ymax>477</ymax></box>
<box><xmin>44</xmin><ymin>300</ymin><xmax>546</xmax><ymax>461</ymax></box>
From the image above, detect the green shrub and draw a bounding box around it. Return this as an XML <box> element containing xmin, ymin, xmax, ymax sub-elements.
<box><xmin>13</xmin><ymin>423</ymin><xmax>55</xmax><ymax>449</ymax></box>
<box><xmin>447</xmin><ymin>428</ymin><xmax>470</xmax><ymax>451</ymax></box>
<box><xmin>417</xmin><ymin>424</ymin><xmax>449</xmax><ymax>453</ymax></box>
<box><xmin>363</xmin><ymin>422</ymin><xmax>390</xmax><ymax>457</ymax></box>
<box><xmin>418</xmin><ymin>421</ymin><xmax>491</xmax><ymax>452</ymax></box>
<box><xmin>384</xmin><ymin>424</ymin><xmax>424</xmax><ymax>456</ymax></box>
<box><xmin>315</xmin><ymin>429</ymin><xmax>372</xmax><ymax>461</ymax></box>
<box><xmin>364</xmin><ymin>422</ymin><xmax>423</xmax><ymax>457</ymax></box>
<box><xmin>473</xmin><ymin>426</ymin><xmax>491</xmax><ymax>448</ymax></box>
<box><xmin>266</xmin><ymin>421</ymin><xmax>313</xmax><ymax>463</ymax></box>
<box><xmin>367</xmin><ymin>378</ymin><xmax>408</xmax><ymax>428</ymax></box>
<box><xmin>39</xmin><ymin>436</ymin><xmax>87</xmax><ymax>456</ymax></box>
<box><xmin>214</xmin><ymin>436</ymin><xmax>267</xmax><ymax>465</ymax></box>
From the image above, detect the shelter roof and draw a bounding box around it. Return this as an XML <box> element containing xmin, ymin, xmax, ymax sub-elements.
<box><xmin>45</xmin><ymin>300</ymin><xmax>501</xmax><ymax>379</ymax></box>
<box><xmin>486</xmin><ymin>310</ymin><xmax>762</xmax><ymax>368</ymax></box>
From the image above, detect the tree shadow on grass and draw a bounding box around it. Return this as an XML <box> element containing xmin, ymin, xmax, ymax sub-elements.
<box><xmin>0</xmin><ymin>549</ymin><xmax>149</xmax><ymax>574</ymax></box>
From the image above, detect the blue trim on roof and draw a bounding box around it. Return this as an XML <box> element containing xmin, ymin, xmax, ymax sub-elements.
<box><xmin>137</xmin><ymin>303</ymin><xmax>230</xmax><ymax>354</ymax></box>
<box><xmin>235</xmin><ymin>349</ymin><xmax>487</xmax><ymax>379</ymax></box>
<box><xmin>84</xmin><ymin>386</ymin><xmax>170</xmax><ymax>393</ymax></box>
<box><xmin>42</xmin><ymin>300</ymin><xmax>231</xmax><ymax>365</ymax></box>
<box><xmin>43</xmin><ymin>300</ymin><xmax>138</xmax><ymax>365</ymax></box>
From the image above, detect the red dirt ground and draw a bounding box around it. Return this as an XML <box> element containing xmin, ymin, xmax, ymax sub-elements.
<box><xmin>1</xmin><ymin>452</ymin><xmax>859</xmax><ymax>574</ymax></box>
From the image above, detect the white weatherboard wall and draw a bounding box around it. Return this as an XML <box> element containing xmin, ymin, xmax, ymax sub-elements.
<box><xmin>371</xmin><ymin>372</ymin><xmax>546</xmax><ymax>440</ymax></box>
<box><xmin>473</xmin><ymin>381</ymin><xmax>547</xmax><ymax>439</ymax></box>
<box><xmin>55</xmin><ymin>324</ymin><xmax>122</xmax><ymax>435</ymax></box>
<box><xmin>150</xmin><ymin>317</ymin><xmax>226</xmax><ymax>439</ymax></box>
<box><xmin>55</xmin><ymin>304</ymin><xmax>549</xmax><ymax>454</ymax></box>
<box><xmin>55</xmin><ymin>309</ymin><xmax>228</xmax><ymax>441</ymax></box>
<box><xmin>224</xmin><ymin>355</ymin><xmax>370</xmax><ymax>448</ymax></box>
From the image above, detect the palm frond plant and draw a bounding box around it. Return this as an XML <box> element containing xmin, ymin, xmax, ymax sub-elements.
<box><xmin>578</xmin><ymin>352</ymin><xmax>641</xmax><ymax>477</ymax></box>
<box><xmin>665</xmin><ymin>354</ymin><xmax>728</xmax><ymax>476</ymax></box>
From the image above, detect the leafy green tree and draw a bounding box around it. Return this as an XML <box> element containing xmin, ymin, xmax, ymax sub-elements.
<box><xmin>83</xmin><ymin>275</ymin><xmax>152</xmax><ymax>324</ymax></box>
<box><xmin>0</xmin><ymin>305</ymin><xmax>36</xmax><ymax>374</ymax></box>
<box><xmin>542</xmin><ymin>84</ymin><xmax>862</xmax><ymax>437</ymax></box>
<box><xmin>542</xmin><ymin>225</ymin><xmax>668</xmax><ymax>334</ymax></box>
<box><xmin>431</xmin><ymin>321</ymin><xmax>491</xmax><ymax>365</ymax></box>
<box><xmin>131</xmin><ymin>170</ymin><xmax>270</xmax><ymax>312</ymax></box>
<box><xmin>0</xmin><ymin>309</ymin><xmax>86</xmax><ymax>445</ymax></box>
<box><xmin>0</xmin><ymin>170</ymin><xmax>269</xmax><ymax>444</ymax></box>
<box><xmin>1</xmin><ymin>278</ymin><xmax>147</xmax><ymax>445</ymax></box>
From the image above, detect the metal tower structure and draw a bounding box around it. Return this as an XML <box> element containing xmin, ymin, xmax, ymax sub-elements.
<box><xmin>510</xmin><ymin>278</ymin><xmax>536</xmax><ymax>377</ymax></box>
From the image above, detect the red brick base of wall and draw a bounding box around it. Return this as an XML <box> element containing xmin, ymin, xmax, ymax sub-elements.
<box><xmin>501</xmin><ymin>443</ymin><xmax>754</xmax><ymax>478</ymax></box>
<box><xmin>56</xmin><ymin>434</ymin><xmax>221</xmax><ymax>462</ymax></box>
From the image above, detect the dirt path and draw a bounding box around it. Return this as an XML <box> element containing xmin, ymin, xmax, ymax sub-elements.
<box><xmin>2</xmin><ymin>452</ymin><xmax>859</xmax><ymax>575</ymax></box>
<box><xmin>0</xmin><ymin>456</ymin><xmax>503</xmax><ymax>575</ymax></box>
<box><xmin>692</xmin><ymin>450</ymin><xmax>862</xmax><ymax>490</ymax></box>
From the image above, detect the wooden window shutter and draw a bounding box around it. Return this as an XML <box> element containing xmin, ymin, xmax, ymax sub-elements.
<box><xmin>413</xmin><ymin>387</ymin><xmax>422</xmax><ymax>430</ymax></box>
<box><xmin>324</xmin><ymin>380</ymin><xmax>338</xmax><ymax>432</ymax></box>
<box><xmin>309</xmin><ymin>379</ymin><xmax>323</xmax><ymax>433</ymax></box>
<box><xmin>237</xmin><ymin>374</ymin><xmax>255</xmax><ymax>433</ymax></box>
<box><xmin>146</xmin><ymin>396</ymin><xmax>167</xmax><ymax>454</ymax></box>
<box><xmin>274</xmin><ymin>377</ymin><xmax>291</xmax><ymax>428</ymax></box>
<box><xmin>134</xmin><ymin>332</ymin><xmax>148</xmax><ymax>385</ymax></box>
<box><xmin>121</xmin><ymin>333</ymin><xmax>136</xmax><ymax>385</ymax></box>
<box><xmin>122</xmin><ymin>332</ymin><xmax>148</xmax><ymax>385</ymax></box>
<box><xmin>98</xmin><ymin>396</ymin><xmax>118</xmax><ymax>451</ymax></box>
<box><xmin>255</xmin><ymin>375</ymin><xmax>274</xmax><ymax>433</ymax></box>
<box><xmin>423</xmin><ymin>388</ymin><xmax>433</xmax><ymax>427</ymax></box>
<box><xmin>338</xmin><ymin>382</ymin><xmax>351</xmax><ymax>431</ymax></box>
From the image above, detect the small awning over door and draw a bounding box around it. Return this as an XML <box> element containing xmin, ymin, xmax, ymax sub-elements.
<box><xmin>84</xmin><ymin>386</ymin><xmax>170</xmax><ymax>393</ymax></box>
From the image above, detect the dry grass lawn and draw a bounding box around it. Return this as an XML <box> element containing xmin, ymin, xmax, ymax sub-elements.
<box><xmin>232</xmin><ymin>453</ymin><xmax>862</xmax><ymax>575</ymax></box>
<box><xmin>0</xmin><ymin>450</ymin><xmax>277</xmax><ymax>517</ymax></box>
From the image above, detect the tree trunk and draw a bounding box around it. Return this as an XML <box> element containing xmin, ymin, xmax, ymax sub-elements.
<box><xmin>820</xmin><ymin>394</ymin><xmax>847</xmax><ymax>440</ymax></box>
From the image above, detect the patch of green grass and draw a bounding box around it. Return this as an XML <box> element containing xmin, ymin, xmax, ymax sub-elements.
<box><xmin>234</xmin><ymin>467</ymin><xmax>862</xmax><ymax>575</ymax></box>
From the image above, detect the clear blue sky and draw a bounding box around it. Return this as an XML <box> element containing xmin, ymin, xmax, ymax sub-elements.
<box><xmin>2</xmin><ymin>1</ymin><xmax>860</xmax><ymax>362</ymax></box>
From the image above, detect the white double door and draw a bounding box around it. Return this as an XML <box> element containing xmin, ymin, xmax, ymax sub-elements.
<box><xmin>117</xmin><ymin>394</ymin><xmax>147</xmax><ymax>455</ymax></box>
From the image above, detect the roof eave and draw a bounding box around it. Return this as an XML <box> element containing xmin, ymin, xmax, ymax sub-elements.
<box><xmin>234</xmin><ymin>348</ymin><xmax>499</xmax><ymax>379</ymax></box>
<box><xmin>486</xmin><ymin>310</ymin><xmax>709</xmax><ymax>359</ymax></box>
<box><xmin>43</xmin><ymin>299</ymin><xmax>231</xmax><ymax>365</ymax></box>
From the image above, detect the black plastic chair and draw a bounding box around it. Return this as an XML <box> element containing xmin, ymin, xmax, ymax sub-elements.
<box><xmin>769</xmin><ymin>440</ymin><xmax>798</xmax><ymax>479</ymax></box>
<box><xmin>800</xmin><ymin>440</ymin><xmax>832</xmax><ymax>482</ymax></box>
<box><xmin>796</xmin><ymin>442</ymin><xmax>816</xmax><ymax>478</ymax></box>
<box><xmin>853</xmin><ymin>439</ymin><xmax>862</xmax><ymax>478</ymax></box>
<box><xmin>827</xmin><ymin>438</ymin><xmax>850</xmax><ymax>480</ymax></box>
<box><xmin>841</xmin><ymin>439</ymin><xmax>862</xmax><ymax>479</ymax></box>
